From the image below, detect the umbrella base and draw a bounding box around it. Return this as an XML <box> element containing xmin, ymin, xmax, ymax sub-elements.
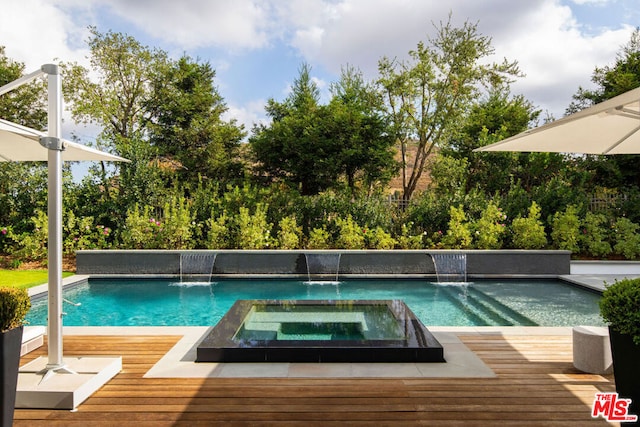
<box><xmin>15</xmin><ymin>356</ymin><xmax>121</xmax><ymax>409</ymax></box>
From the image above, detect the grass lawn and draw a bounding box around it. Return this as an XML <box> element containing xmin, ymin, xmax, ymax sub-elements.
<box><xmin>0</xmin><ymin>269</ymin><xmax>74</xmax><ymax>290</ymax></box>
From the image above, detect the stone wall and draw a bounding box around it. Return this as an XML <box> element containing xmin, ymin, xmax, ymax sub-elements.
<box><xmin>76</xmin><ymin>249</ymin><xmax>570</xmax><ymax>278</ymax></box>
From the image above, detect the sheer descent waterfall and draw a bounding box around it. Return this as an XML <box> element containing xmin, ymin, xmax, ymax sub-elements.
<box><xmin>304</xmin><ymin>253</ymin><xmax>341</xmax><ymax>284</ymax></box>
<box><xmin>180</xmin><ymin>252</ymin><xmax>217</xmax><ymax>284</ymax></box>
<box><xmin>430</xmin><ymin>253</ymin><xmax>467</xmax><ymax>284</ymax></box>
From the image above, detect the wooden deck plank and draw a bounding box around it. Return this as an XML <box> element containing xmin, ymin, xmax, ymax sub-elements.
<box><xmin>14</xmin><ymin>333</ymin><xmax>618</xmax><ymax>426</ymax></box>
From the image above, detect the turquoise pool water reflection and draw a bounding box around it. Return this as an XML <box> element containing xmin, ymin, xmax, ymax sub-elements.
<box><xmin>26</xmin><ymin>279</ymin><xmax>605</xmax><ymax>327</ymax></box>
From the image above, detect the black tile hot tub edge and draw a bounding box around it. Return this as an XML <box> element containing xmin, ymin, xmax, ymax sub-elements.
<box><xmin>196</xmin><ymin>346</ymin><xmax>445</xmax><ymax>363</ymax></box>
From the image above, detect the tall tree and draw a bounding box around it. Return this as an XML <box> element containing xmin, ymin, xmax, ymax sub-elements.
<box><xmin>63</xmin><ymin>27</ymin><xmax>166</xmax><ymax>208</ymax></box>
<box><xmin>146</xmin><ymin>55</ymin><xmax>245</xmax><ymax>187</ymax></box>
<box><xmin>251</xmin><ymin>63</ymin><xmax>397</xmax><ymax>195</ymax></box>
<box><xmin>328</xmin><ymin>65</ymin><xmax>398</xmax><ymax>193</ymax></box>
<box><xmin>250</xmin><ymin>63</ymin><xmax>342</xmax><ymax>195</ymax></box>
<box><xmin>377</xmin><ymin>16</ymin><xmax>521</xmax><ymax>202</ymax></box>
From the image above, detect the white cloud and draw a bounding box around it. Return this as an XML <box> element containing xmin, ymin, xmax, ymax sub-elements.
<box><xmin>100</xmin><ymin>0</ymin><xmax>273</xmax><ymax>51</ymax></box>
<box><xmin>223</xmin><ymin>99</ymin><xmax>269</xmax><ymax>133</ymax></box>
<box><xmin>0</xmin><ymin>0</ymin><xmax>90</xmax><ymax>69</ymax></box>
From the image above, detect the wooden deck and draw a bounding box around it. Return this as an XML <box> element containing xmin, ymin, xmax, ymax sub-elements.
<box><xmin>14</xmin><ymin>333</ymin><xmax>618</xmax><ymax>426</ymax></box>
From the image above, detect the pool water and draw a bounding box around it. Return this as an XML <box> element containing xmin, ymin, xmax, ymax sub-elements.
<box><xmin>26</xmin><ymin>278</ymin><xmax>605</xmax><ymax>327</ymax></box>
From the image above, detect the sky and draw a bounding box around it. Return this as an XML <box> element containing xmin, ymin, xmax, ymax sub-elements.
<box><xmin>1</xmin><ymin>0</ymin><xmax>639</xmax><ymax>145</ymax></box>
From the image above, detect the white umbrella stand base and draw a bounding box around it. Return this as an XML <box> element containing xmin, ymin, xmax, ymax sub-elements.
<box><xmin>15</xmin><ymin>356</ymin><xmax>122</xmax><ymax>410</ymax></box>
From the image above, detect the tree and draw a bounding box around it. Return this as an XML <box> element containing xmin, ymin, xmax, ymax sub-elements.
<box><xmin>251</xmin><ymin>63</ymin><xmax>341</xmax><ymax>195</ymax></box>
<box><xmin>328</xmin><ymin>65</ymin><xmax>398</xmax><ymax>193</ymax></box>
<box><xmin>443</xmin><ymin>84</ymin><xmax>547</xmax><ymax>195</ymax></box>
<box><xmin>251</xmin><ymin>63</ymin><xmax>398</xmax><ymax>195</ymax></box>
<box><xmin>146</xmin><ymin>55</ymin><xmax>245</xmax><ymax>187</ymax></box>
<box><xmin>63</xmin><ymin>27</ymin><xmax>166</xmax><ymax>209</ymax></box>
<box><xmin>0</xmin><ymin>48</ymin><xmax>48</xmax><ymax>233</ymax></box>
<box><xmin>377</xmin><ymin>16</ymin><xmax>521</xmax><ymax>202</ymax></box>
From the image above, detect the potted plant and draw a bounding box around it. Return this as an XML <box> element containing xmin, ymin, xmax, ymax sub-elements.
<box><xmin>599</xmin><ymin>278</ymin><xmax>640</xmax><ymax>416</ymax></box>
<box><xmin>0</xmin><ymin>286</ymin><xmax>30</xmax><ymax>427</ymax></box>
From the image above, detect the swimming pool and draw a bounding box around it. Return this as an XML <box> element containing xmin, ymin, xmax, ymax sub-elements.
<box><xmin>26</xmin><ymin>278</ymin><xmax>604</xmax><ymax>327</ymax></box>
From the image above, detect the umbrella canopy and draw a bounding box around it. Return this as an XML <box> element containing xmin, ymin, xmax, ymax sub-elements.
<box><xmin>0</xmin><ymin>118</ymin><xmax>127</xmax><ymax>162</ymax></box>
<box><xmin>475</xmin><ymin>86</ymin><xmax>640</xmax><ymax>155</ymax></box>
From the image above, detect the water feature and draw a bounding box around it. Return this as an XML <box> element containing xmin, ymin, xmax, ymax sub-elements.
<box><xmin>304</xmin><ymin>253</ymin><xmax>341</xmax><ymax>284</ymax></box>
<box><xmin>430</xmin><ymin>253</ymin><xmax>467</xmax><ymax>284</ymax></box>
<box><xmin>27</xmin><ymin>278</ymin><xmax>605</xmax><ymax>327</ymax></box>
<box><xmin>179</xmin><ymin>252</ymin><xmax>217</xmax><ymax>285</ymax></box>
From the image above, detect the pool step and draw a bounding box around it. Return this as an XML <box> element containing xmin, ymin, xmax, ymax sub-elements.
<box><xmin>436</xmin><ymin>286</ymin><xmax>498</xmax><ymax>326</ymax></box>
<box><xmin>437</xmin><ymin>285</ymin><xmax>537</xmax><ymax>326</ymax></box>
<box><xmin>466</xmin><ymin>287</ymin><xmax>538</xmax><ymax>326</ymax></box>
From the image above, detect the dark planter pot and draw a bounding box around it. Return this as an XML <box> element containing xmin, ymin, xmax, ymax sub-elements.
<box><xmin>1</xmin><ymin>326</ymin><xmax>23</xmax><ymax>427</ymax></box>
<box><xmin>609</xmin><ymin>327</ymin><xmax>640</xmax><ymax>417</ymax></box>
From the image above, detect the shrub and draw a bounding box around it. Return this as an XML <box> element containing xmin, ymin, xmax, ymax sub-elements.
<box><xmin>63</xmin><ymin>211</ymin><xmax>112</xmax><ymax>254</ymax></box>
<box><xmin>396</xmin><ymin>222</ymin><xmax>424</xmax><ymax>249</ymax></box>
<box><xmin>612</xmin><ymin>217</ymin><xmax>640</xmax><ymax>259</ymax></box>
<box><xmin>236</xmin><ymin>204</ymin><xmax>273</xmax><ymax>249</ymax></box>
<box><xmin>473</xmin><ymin>201</ymin><xmax>506</xmax><ymax>249</ymax></box>
<box><xmin>277</xmin><ymin>216</ymin><xmax>303</xmax><ymax>249</ymax></box>
<box><xmin>550</xmin><ymin>205</ymin><xmax>581</xmax><ymax>252</ymax></box>
<box><xmin>366</xmin><ymin>226</ymin><xmax>396</xmax><ymax>249</ymax></box>
<box><xmin>441</xmin><ymin>205</ymin><xmax>472</xmax><ymax>249</ymax></box>
<box><xmin>119</xmin><ymin>197</ymin><xmax>195</xmax><ymax>249</ymax></box>
<box><xmin>205</xmin><ymin>212</ymin><xmax>229</xmax><ymax>248</ymax></box>
<box><xmin>335</xmin><ymin>215</ymin><xmax>365</xmax><ymax>249</ymax></box>
<box><xmin>307</xmin><ymin>227</ymin><xmax>332</xmax><ymax>249</ymax></box>
<box><xmin>9</xmin><ymin>210</ymin><xmax>48</xmax><ymax>261</ymax></box>
<box><xmin>0</xmin><ymin>287</ymin><xmax>31</xmax><ymax>332</ymax></box>
<box><xmin>599</xmin><ymin>278</ymin><xmax>640</xmax><ymax>344</ymax></box>
<box><xmin>511</xmin><ymin>201</ymin><xmax>547</xmax><ymax>249</ymax></box>
<box><xmin>580</xmin><ymin>212</ymin><xmax>612</xmax><ymax>258</ymax></box>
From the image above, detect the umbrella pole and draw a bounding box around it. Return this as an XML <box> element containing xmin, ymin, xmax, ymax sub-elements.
<box><xmin>41</xmin><ymin>64</ymin><xmax>76</xmax><ymax>381</ymax></box>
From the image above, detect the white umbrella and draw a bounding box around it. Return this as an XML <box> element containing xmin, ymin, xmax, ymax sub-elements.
<box><xmin>0</xmin><ymin>118</ymin><xmax>127</xmax><ymax>162</ymax></box>
<box><xmin>475</xmin><ymin>86</ymin><xmax>640</xmax><ymax>155</ymax></box>
<box><xmin>0</xmin><ymin>64</ymin><xmax>127</xmax><ymax>382</ymax></box>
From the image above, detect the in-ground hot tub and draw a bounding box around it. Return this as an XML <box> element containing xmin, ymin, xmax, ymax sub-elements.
<box><xmin>196</xmin><ymin>299</ymin><xmax>445</xmax><ymax>363</ymax></box>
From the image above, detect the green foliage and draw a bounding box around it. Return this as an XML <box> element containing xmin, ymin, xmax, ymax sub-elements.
<box><xmin>0</xmin><ymin>46</ymin><xmax>47</xmax><ymax>127</ymax></box>
<box><xmin>442</xmin><ymin>206</ymin><xmax>473</xmax><ymax>249</ymax></box>
<box><xmin>429</xmin><ymin>155</ymin><xmax>469</xmax><ymax>198</ymax></box>
<box><xmin>251</xmin><ymin>63</ymin><xmax>396</xmax><ymax>195</ymax></box>
<box><xmin>306</xmin><ymin>227</ymin><xmax>332</xmax><ymax>249</ymax></box>
<box><xmin>236</xmin><ymin>204</ymin><xmax>273</xmax><ymax>249</ymax></box>
<box><xmin>550</xmin><ymin>205</ymin><xmax>581</xmax><ymax>252</ymax></box>
<box><xmin>205</xmin><ymin>213</ymin><xmax>229</xmax><ymax>249</ymax></box>
<box><xmin>365</xmin><ymin>227</ymin><xmax>397</xmax><ymax>249</ymax></box>
<box><xmin>0</xmin><ymin>286</ymin><xmax>31</xmax><ymax>331</ymax></box>
<box><xmin>612</xmin><ymin>217</ymin><xmax>640</xmax><ymax>259</ymax></box>
<box><xmin>510</xmin><ymin>202</ymin><xmax>547</xmax><ymax>249</ymax></box>
<box><xmin>580</xmin><ymin>212</ymin><xmax>612</xmax><ymax>258</ymax></box>
<box><xmin>377</xmin><ymin>16</ymin><xmax>521</xmax><ymax>202</ymax></box>
<box><xmin>7</xmin><ymin>210</ymin><xmax>48</xmax><ymax>261</ymax></box>
<box><xmin>335</xmin><ymin>215</ymin><xmax>366</xmax><ymax>249</ymax></box>
<box><xmin>599</xmin><ymin>278</ymin><xmax>640</xmax><ymax>345</ymax></box>
<box><xmin>473</xmin><ymin>201</ymin><xmax>507</xmax><ymax>249</ymax></box>
<box><xmin>120</xmin><ymin>196</ymin><xmax>194</xmax><ymax>249</ymax></box>
<box><xmin>63</xmin><ymin>211</ymin><xmax>112</xmax><ymax>254</ymax></box>
<box><xmin>396</xmin><ymin>222</ymin><xmax>424</xmax><ymax>249</ymax></box>
<box><xmin>277</xmin><ymin>216</ymin><xmax>303</xmax><ymax>249</ymax></box>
